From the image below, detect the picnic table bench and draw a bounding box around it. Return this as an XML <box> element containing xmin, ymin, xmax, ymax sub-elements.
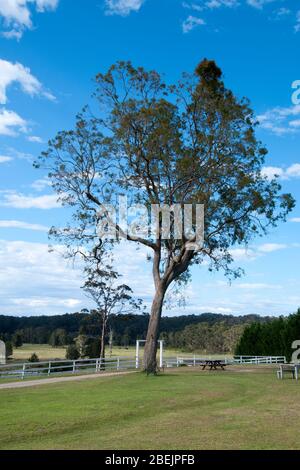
<box><xmin>277</xmin><ymin>364</ymin><xmax>300</xmax><ymax>380</ymax></box>
<box><xmin>200</xmin><ymin>360</ymin><xmax>227</xmax><ymax>371</ymax></box>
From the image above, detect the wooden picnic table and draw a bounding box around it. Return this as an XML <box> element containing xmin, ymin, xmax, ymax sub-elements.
<box><xmin>201</xmin><ymin>360</ymin><xmax>227</xmax><ymax>371</ymax></box>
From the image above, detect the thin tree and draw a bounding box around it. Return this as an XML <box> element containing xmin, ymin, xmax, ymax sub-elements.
<box><xmin>83</xmin><ymin>247</ymin><xmax>143</xmax><ymax>364</ymax></box>
<box><xmin>108</xmin><ymin>328</ymin><xmax>114</xmax><ymax>357</ymax></box>
<box><xmin>36</xmin><ymin>59</ymin><xmax>294</xmax><ymax>374</ymax></box>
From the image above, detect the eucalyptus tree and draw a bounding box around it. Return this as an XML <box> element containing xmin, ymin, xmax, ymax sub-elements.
<box><xmin>36</xmin><ymin>59</ymin><xmax>294</xmax><ymax>373</ymax></box>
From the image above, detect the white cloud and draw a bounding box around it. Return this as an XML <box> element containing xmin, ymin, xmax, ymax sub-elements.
<box><xmin>286</xmin><ymin>163</ymin><xmax>300</xmax><ymax>177</ymax></box>
<box><xmin>0</xmin><ymin>0</ymin><xmax>59</xmax><ymax>38</ymax></box>
<box><xmin>11</xmin><ymin>297</ymin><xmax>82</xmax><ymax>309</ymax></box>
<box><xmin>274</xmin><ymin>7</ymin><xmax>291</xmax><ymax>18</ymax></box>
<box><xmin>0</xmin><ymin>239</ymin><xmax>87</xmax><ymax>315</ymax></box>
<box><xmin>0</xmin><ymin>59</ymin><xmax>55</xmax><ymax>104</ymax></box>
<box><xmin>289</xmin><ymin>217</ymin><xmax>300</xmax><ymax>223</ymax></box>
<box><xmin>0</xmin><ymin>236</ymin><xmax>295</xmax><ymax>316</ymax></box>
<box><xmin>261</xmin><ymin>166</ymin><xmax>285</xmax><ymax>180</ymax></box>
<box><xmin>289</xmin><ymin>119</ymin><xmax>300</xmax><ymax>128</ymax></box>
<box><xmin>236</xmin><ymin>282</ymin><xmax>282</xmax><ymax>289</ymax></box>
<box><xmin>0</xmin><ymin>239</ymin><xmax>152</xmax><ymax>316</ymax></box>
<box><xmin>105</xmin><ymin>0</ymin><xmax>144</xmax><ymax>16</ymax></box>
<box><xmin>258</xmin><ymin>243</ymin><xmax>287</xmax><ymax>253</ymax></box>
<box><xmin>1</xmin><ymin>29</ymin><xmax>22</xmax><ymax>40</ymax></box>
<box><xmin>206</xmin><ymin>0</ymin><xmax>239</xmax><ymax>9</ymax></box>
<box><xmin>295</xmin><ymin>10</ymin><xmax>300</xmax><ymax>33</ymax></box>
<box><xmin>30</xmin><ymin>178</ymin><xmax>51</xmax><ymax>191</ymax></box>
<box><xmin>257</xmin><ymin>104</ymin><xmax>300</xmax><ymax>135</ymax></box>
<box><xmin>0</xmin><ymin>220</ymin><xmax>49</xmax><ymax>231</ymax></box>
<box><xmin>0</xmin><ymin>108</ymin><xmax>28</xmax><ymax>136</ymax></box>
<box><xmin>182</xmin><ymin>15</ymin><xmax>205</xmax><ymax>33</ymax></box>
<box><xmin>247</xmin><ymin>0</ymin><xmax>278</xmax><ymax>9</ymax></box>
<box><xmin>229</xmin><ymin>242</ymin><xmax>289</xmax><ymax>262</ymax></box>
<box><xmin>181</xmin><ymin>0</ymin><xmax>296</xmax><ymax>34</ymax></box>
<box><xmin>4</xmin><ymin>147</ymin><xmax>33</xmax><ymax>162</ymax></box>
<box><xmin>113</xmin><ymin>241</ymin><xmax>154</xmax><ymax>300</ymax></box>
<box><xmin>262</xmin><ymin>163</ymin><xmax>300</xmax><ymax>181</ymax></box>
<box><xmin>183</xmin><ymin>0</ymin><xmax>239</xmax><ymax>11</ymax></box>
<box><xmin>0</xmin><ymin>191</ymin><xmax>60</xmax><ymax>209</ymax></box>
<box><xmin>229</xmin><ymin>247</ymin><xmax>258</xmax><ymax>261</ymax></box>
<box><xmin>0</xmin><ymin>155</ymin><xmax>12</xmax><ymax>163</ymax></box>
<box><xmin>27</xmin><ymin>135</ymin><xmax>44</xmax><ymax>143</ymax></box>
<box><xmin>182</xmin><ymin>2</ymin><xmax>204</xmax><ymax>12</ymax></box>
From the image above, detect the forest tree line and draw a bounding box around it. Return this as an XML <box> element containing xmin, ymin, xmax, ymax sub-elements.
<box><xmin>235</xmin><ymin>309</ymin><xmax>300</xmax><ymax>362</ymax></box>
<box><xmin>0</xmin><ymin>311</ymin><xmax>271</xmax><ymax>356</ymax></box>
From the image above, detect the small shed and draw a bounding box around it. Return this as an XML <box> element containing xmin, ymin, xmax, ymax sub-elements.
<box><xmin>0</xmin><ymin>340</ymin><xmax>6</xmax><ymax>365</ymax></box>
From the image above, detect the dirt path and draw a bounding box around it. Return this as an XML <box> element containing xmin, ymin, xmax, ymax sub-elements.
<box><xmin>0</xmin><ymin>371</ymin><xmax>136</xmax><ymax>390</ymax></box>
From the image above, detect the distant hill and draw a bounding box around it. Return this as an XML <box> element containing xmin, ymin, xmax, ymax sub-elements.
<box><xmin>0</xmin><ymin>311</ymin><xmax>272</xmax><ymax>346</ymax></box>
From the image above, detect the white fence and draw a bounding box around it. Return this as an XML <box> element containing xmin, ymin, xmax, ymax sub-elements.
<box><xmin>0</xmin><ymin>356</ymin><xmax>137</xmax><ymax>380</ymax></box>
<box><xmin>164</xmin><ymin>355</ymin><xmax>286</xmax><ymax>367</ymax></box>
<box><xmin>233</xmin><ymin>355</ymin><xmax>286</xmax><ymax>364</ymax></box>
<box><xmin>0</xmin><ymin>354</ymin><xmax>287</xmax><ymax>380</ymax></box>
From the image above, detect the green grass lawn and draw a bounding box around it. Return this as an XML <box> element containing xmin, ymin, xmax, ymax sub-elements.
<box><xmin>1</xmin><ymin>367</ymin><xmax>299</xmax><ymax>450</ymax></box>
<box><xmin>11</xmin><ymin>344</ymin><xmax>230</xmax><ymax>362</ymax></box>
<box><xmin>12</xmin><ymin>344</ymin><xmax>67</xmax><ymax>362</ymax></box>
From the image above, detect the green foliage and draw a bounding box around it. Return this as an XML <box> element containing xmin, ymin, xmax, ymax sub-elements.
<box><xmin>36</xmin><ymin>59</ymin><xmax>294</xmax><ymax>286</ymax></box>
<box><xmin>65</xmin><ymin>344</ymin><xmax>80</xmax><ymax>360</ymax></box>
<box><xmin>235</xmin><ymin>309</ymin><xmax>300</xmax><ymax>361</ymax></box>
<box><xmin>73</xmin><ymin>334</ymin><xmax>101</xmax><ymax>358</ymax></box>
<box><xmin>0</xmin><ymin>311</ymin><xmax>271</xmax><ymax>349</ymax></box>
<box><xmin>12</xmin><ymin>332</ymin><xmax>23</xmax><ymax>348</ymax></box>
<box><xmin>49</xmin><ymin>329</ymin><xmax>67</xmax><ymax>347</ymax></box>
<box><xmin>28</xmin><ymin>353</ymin><xmax>39</xmax><ymax>363</ymax></box>
<box><xmin>162</xmin><ymin>321</ymin><xmax>246</xmax><ymax>354</ymax></box>
<box><xmin>5</xmin><ymin>341</ymin><xmax>13</xmax><ymax>359</ymax></box>
<box><xmin>75</xmin><ymin>335</ymin><xmax>89</xmax><ymax>358</ymax></box>
<box><xmin>85</xmin><ymin>338</ymin><xmax>101</xmax><ymax>358</ymax></box>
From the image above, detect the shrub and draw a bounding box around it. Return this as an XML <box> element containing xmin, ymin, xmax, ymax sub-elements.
<box><xmin>28</xmin><ymin>353</ymin><xmax>39</xmax><ymax>363</ymax></box>
<box><xmin>5</xmin><ymin>341</ymin><xmax>13</xmax><ymax>359</ymax></box>
<box><xmin>66</xmin><ymin>344</ymin><xmax>80</xmax><ymax>360</ymax></box>
<box><xmin>85</xmin><ymin>338</ymin><xmax>101</xmax><ymax>359</ymax></box>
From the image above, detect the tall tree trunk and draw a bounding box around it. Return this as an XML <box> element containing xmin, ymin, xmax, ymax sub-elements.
<box><xmin>100</xmin><ymin>314</ymin><xmax>107</xmax><ymax>370</ymax></box>
<box><xmin>143</xmin><ymin>287</ymin><xmax>166</xmax><ymax>374</ymax></box>
<box><xmin>109</xmin><ymin>329</ymin><xmax>113</xmax><ymax>358</ymax></box>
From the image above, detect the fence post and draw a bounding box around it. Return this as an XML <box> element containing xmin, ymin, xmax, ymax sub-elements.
<box><xmin>176</xmin><ymin>357</ymin><xmax>179</xmax><ymax>368</ymax></box>
<box><xmin>158</xmin><ymin>341</ymin><xmax>164</xmax><ymax>369</ymax></box>
<box><xmin>22</xmin><ymin>363</ymin><xmax>26</xmax><ymax>380</ymax></box>
<box><xmin>117</xmin><ymin>357</ymin><xmax>120</xmax><ymax>371</ymax></box>
<box><xmin>136</xmin><ymin>340</ymin><xmax>140</xmax><ymax>369</ymax></box>
<box><xmin>193</xmin><ymin>355</ymin><xmax>196</xmax><ymax>367</ymax></box>
<box><xmin>73</xmin><ymin>361</ymin><xmax>76</xmax><ymax>374</ymax></box>
<box><xmin>96</xmin><ymin>359</ymin><xmax>99</xmax><ymax>373</ymax></box>
<box><xmin>48</xmin><ymin>361</ymin><xmax>51</xmax><ymax>376</ymax></box>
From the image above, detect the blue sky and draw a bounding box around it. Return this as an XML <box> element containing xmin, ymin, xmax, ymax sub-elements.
<box><xmin>0</xmin><ymin>0</ymin><xmax>300</xmax><ymax>317</ymax></box>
